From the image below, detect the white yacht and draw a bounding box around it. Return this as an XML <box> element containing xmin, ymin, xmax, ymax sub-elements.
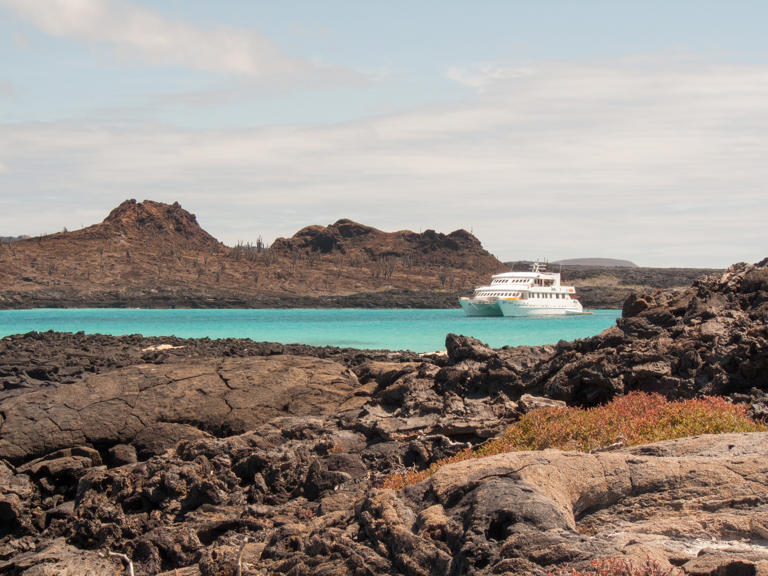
<box><xmin>459</xmin><ymin>262</ymin><xmax>583</xmax><ymax>317</ymax></box>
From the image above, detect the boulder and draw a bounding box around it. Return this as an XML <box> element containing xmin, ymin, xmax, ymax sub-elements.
<box><xmin>106</xmin><ymin>443</ymin><xmax>138</xmax><ymax>466</ymax></box>
<box><xmin>517</xmin><ymin>394</ymin><xmax>566</xmax><ymax>413</ymax></box>
<box><xmin>445</xmin><ymin>334</ymin><xmax>495</xmax><ymax>362</ymax></box>
<box><xmin>0</xmin><ymin>355</ymin><xmax>360</xmax><ymax>463</ymax></box>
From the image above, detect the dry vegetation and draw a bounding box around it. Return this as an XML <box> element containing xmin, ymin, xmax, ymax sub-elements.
<box><xmin>381</xmin><ymin>392</ymin><xmax>767</xmax><ymax>490</ymax></box>
<box><xmin>549</xmin><ymin>557</ymin><xmax>683</xmax><ymax>576</ymax></box>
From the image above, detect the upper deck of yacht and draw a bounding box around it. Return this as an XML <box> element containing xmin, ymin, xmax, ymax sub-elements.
<box><xmin>488</xmin><ymin>262</ymin><xmax>562</xmax><ymax>288</ymax></box>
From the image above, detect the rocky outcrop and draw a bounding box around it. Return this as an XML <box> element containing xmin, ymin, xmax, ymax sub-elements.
<box><xmin>0</xmin><ymin>355</ymin><xmax>362</xmax><ymax>464</ymax></box>
<box><xmin>388</xmin><ymin>432</ymin><xmax>768</xmax><ymax>574</ymax></box>
<box><xmin>528</xmin><ymin>261</ymin><xmax>768</xmax><ymax>407</ymax></box>
<box><xmin>101</xmin><ymin>199</ymin><xmax>223</xmax><ymax>250</ymax></box>
<box><xmin>271</xmin><ymin>219</ymin><xmax>495</xmax><ymax>269</ymax></box>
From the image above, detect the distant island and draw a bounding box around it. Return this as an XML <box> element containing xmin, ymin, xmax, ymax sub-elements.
<box><xmin>551</xmin><ymin>257</ymin><xmax>637</xmax><ymax>267</ymax></box>
<box><xmin>0</xmin><ymin>199</ymin><xmax>503</xmax><ymax>309</ymax></box>
<box><xmin>0</xmin><ymin>199</ymin><xmax>718</xmax><ymax>309</ymax></box>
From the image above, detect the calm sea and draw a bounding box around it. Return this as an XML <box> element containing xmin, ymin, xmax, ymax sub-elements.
<box><xmin>0</xmin><ymin>308</ymin><xmax>619</xmax><ymax>353</ymax></box>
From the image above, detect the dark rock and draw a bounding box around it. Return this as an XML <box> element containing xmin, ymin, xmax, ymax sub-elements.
<box><xmin>303</xmin><ymin>459</ymin><xmax>353</xmax><ymax>501</ymax></box>
<box><xmin>0</xmin><ymin>355</ymin><xmax>360</xmax><ymax>464</ymax></box>
<box><xmin>445</xmin><ymin>333</ymin><xmax>496</xmax><ymax>362</ymax></box>
<box><xmin>622</xmin><ymin>293</ymin><xmax>655</xmax><ymax>317</ymax></box>
<box><xmin>0</xmin><ymin>537</ymin><xmax>116</xmax><ymax>574</ymax></box>
<box><xmin>133</xmin><ymin>423</ymin><xmax>212</xmax><ymax>460</ymax></box>
<box><xmin>107</xmin><ymin>443</ymin><xmax>138</xmax><ymax>466</ymax></box>
<box><xmin>682</xmin><ymin>549</ymin><xmax>764</xmax><ymax>576</ymax></box>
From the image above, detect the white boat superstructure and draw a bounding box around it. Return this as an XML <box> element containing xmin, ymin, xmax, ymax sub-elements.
<box><xmin>459</xmin><ymin>262</ymin><xmax>583</xmax><ymax>317</ymax></box>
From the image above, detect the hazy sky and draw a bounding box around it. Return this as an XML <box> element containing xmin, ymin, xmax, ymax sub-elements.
<box><xmin>1</xmin><ymin>1</ymin><xmax>767</xmax><ymax>267</ymax></box>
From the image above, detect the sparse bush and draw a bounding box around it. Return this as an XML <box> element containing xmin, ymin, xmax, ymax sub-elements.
<box><xmin>380</xmin><ymin>392</ymin><xmax>766</xmax><ymax>490</ymax></box>
<box><xmin>230</xmin><ymin>239</ymin><xmax>267</xmax><ymax>262</ymax></box>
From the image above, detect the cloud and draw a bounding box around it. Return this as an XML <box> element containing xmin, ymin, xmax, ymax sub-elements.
<box><xmin>446</xmin><ymin>64</ymin><xmax>534</xmax><ymax>93</ymax></box>
<box><xmin>1</xmin><ymin>59</ymin><xmax>767</xmax><ymax>267</ymax></box>
<box><xmin>0</xmin><ymin>0</ymin><xmax>360</xmax><ymax>84</ymax></box>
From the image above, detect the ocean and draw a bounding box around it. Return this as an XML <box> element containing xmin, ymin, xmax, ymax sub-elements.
<box><xmin>0</xmin><ymin>308</ymin><xmax>620</xmax><ymax>353</ymax></box>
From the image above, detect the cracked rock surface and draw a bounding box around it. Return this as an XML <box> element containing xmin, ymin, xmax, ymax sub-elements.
<box><xmin>0</xmin><ymin>356</ymin><xmax>362</xmax><ymax>464</ymax></box>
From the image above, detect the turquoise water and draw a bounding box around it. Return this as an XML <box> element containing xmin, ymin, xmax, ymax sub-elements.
<box><xmin>0</xmin><ymin>308</ymin><xmax>619</xmax><ymax>353</ymax></box>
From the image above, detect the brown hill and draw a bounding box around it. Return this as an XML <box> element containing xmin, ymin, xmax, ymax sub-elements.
<box><xmin>0</xmin><ymin>200</ymin><xmax>506</xmax><ymax>308</ymax></box>
<box><xmin>272</xmin><ymin>218</ymin><xmax>494</xmax><ymax>273</ymax></box>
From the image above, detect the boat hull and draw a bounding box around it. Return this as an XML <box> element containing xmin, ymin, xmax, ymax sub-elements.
<box><xmin>459</xmin><ymin>297</ymin><xmax>502</xmax><ymax>317</ymax></box>
<box><xmin>497</xmin><ymin>299</ymin><xmax>583</xmax><ymax>317</ymax></box>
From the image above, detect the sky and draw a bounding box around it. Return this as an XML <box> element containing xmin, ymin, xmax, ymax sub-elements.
<box><xmin>0</xmin><ymin>1</ymin><xmax>767</xmax><ymax>267</ymax></box>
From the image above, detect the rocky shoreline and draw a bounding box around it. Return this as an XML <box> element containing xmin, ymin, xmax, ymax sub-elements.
<box><xmin>0</xmin><ymin>285</ymin><xmax>696</xmax><ymax>311</ymax></box>
<box><xmin>0</xmin><ymin>288</ymin><xmax>462</xmax><ymax>311</ymax></box>
<box><xmin>1</xmin><ymin>260</ymin><xmax>767</xmax><ymax>575</ymax></box>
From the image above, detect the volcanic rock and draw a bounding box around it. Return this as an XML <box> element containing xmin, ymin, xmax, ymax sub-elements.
<box><xmin>0</xmin><ymin>355</ymin><xmax>361</xmax><ymax>463</ymax></box>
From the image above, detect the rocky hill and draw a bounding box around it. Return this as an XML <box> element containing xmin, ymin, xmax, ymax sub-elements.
<box><xmin>1</xmin><ymin>258</ymin><xmax>766</xmax><ymax>574</ymax></box>
<box><xmin>0</xmin><ymin>200</ymin><xmax>505</xmax><ymax>309</ymax></box>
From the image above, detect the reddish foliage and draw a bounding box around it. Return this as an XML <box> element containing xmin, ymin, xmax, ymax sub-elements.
<box><xmin>381</xmin><ymin>392</ymin><xmax>765</xmax><ymax>490</ymax></box>
<box><xmin>549</xmin><ymin>556</ymin><xmax>683</xmax><ymax>576</ymax></box>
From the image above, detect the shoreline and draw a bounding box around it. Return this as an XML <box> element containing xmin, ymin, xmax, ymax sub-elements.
<box><xmin>0</xmin><ymin>309</ymin><xmax>622</xmax><ymax>353</ymax></box>
<box><xmin>0</xmin><ymin>286</ymin><xmax>641</xmax><ymax>310</ymax></box>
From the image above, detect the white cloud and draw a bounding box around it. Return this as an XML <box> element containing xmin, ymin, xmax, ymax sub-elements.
<box><xmin>0</xmin><ymin>0</ymin><xmax>359</xmax><ymax>84</ymax></box>
<box><xmin>1</xmin><ymin>60</ymin><xmax>767</xmax><ymax>267</ymax></box>
<box><xmin>446</xmin><ymin>64</ymin><xmax>534</xmax><ymax>92</ymax></box>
